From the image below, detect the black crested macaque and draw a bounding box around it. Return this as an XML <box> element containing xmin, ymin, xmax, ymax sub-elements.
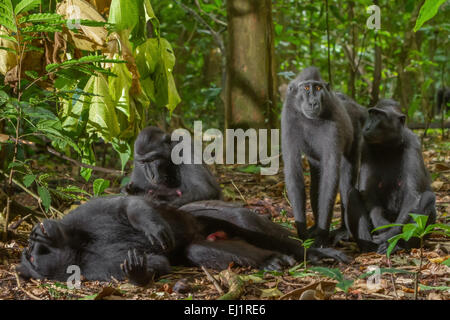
<box><xmin>123</xmin><ymin>126</ymin><xmax>222</xmax><ymax>207</ymax></box>
<box><xmin>436</xmin><ymin>87</ymin><xmax>449</xmax><ymax>114</ymax></box>
<box><xmin>17</xmin><ymin>197</ymin><xmax>349</xmax><ymax>286</ymax></box>
<box><xmin>346</xmin><ymin>99</ymin><xmax>437</xmax><ymax>253</ymax></box>
<box><xmin>281</xmin><ymin>66</ymin><xmax>367</xmax><ymax>246</ymax></box>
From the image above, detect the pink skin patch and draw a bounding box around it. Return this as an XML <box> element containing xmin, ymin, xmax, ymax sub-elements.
<box><xmin>206</xmin><ymin>231</ymin><xmax>228</xmax><ymax>242</ymax></box>
<box><xmin>30</xmin><ymin>256</ymin><xmax>34</xmax><ymax>263</ymax></box>
<box><xmin>176</xmin><ymin>190</ymin><xmax>182</xmax><ymax>197</ymax></box>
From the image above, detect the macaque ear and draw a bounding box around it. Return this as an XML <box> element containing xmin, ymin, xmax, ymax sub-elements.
<box><xmin>324</xmin><ymin>82</ymin><xmax>330</xmax><ymax>91</ymax></box>
<box><xmin>399</xmin><ymin>115</ymin><xmax>406</xmax><ymax>126</ymax></box>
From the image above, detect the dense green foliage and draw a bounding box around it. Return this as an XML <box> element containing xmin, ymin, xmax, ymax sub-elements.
<box><xmin>156</xmin><ymin>0</ymin><xmax>449</xmax><ymax>126</ymax></box>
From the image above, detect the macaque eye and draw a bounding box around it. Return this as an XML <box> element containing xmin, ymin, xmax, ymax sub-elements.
<box><xmin>304</xmin><ymin>86</ymin><xmax>310</xmax><ymax>91</ymax></box>
<box><xmin>315</xmin><ymin>86</ymin><xmax>321</xmax><ymax>91</ymax></box>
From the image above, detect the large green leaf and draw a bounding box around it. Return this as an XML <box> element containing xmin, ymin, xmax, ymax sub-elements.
<box><xmin>0</xmin><ymin>0</ymin><xmax>17</xmax><ymax>32</ymax></box>
<box><xmin>86</xmin><ymin>74</ymin><xmax>120</xmax><ymax>142</ymax></box>
<box><xmin>414</xmin><ymin>0</ymin><xmax>447</xmax><ymax>32</ymax></box>
<box><xmin>109</xmin><ymin>61</ymin><xmax>132</xmax><ymax>120</ymax></box>
<box><xmin>135</xmin><ymin>38</ymin><xmax>180</xmax><ymax>113</ymax></box>
<box><xmin>108</xmin><ymin>0</ymin><xmax>139</xmax><ymax>31</ymax></box>
<box><xmin>60</xmin><ymin>86</ymin><xmax>93</xmax><ymax>138</ymax></box>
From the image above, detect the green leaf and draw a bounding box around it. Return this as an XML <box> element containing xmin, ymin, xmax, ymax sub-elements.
<box><xmin>414</xmin><ymin>0</ymin><xmax>447</xmax><ymax>32</ymax></box>
<box><xmin>310</xmin><ymin>267</ymin><xmax>343</xmax><ymax>281</ymax></box>
<box><xmin>19</xmin><ymin>12</ymin><xmax>61</xmax><ymax>24</ymax></box>
<box><xmin>410</xmin><ymin>213</ymin><xmax>428</xmax><ymax>230</ymax></box>
<box><xmin>401</xmin><ymin>223</ymin><xmax>419</xmax><ymax>241</ymax></box>
<box><xmin>108</xmin><ymin>60</ymin><xmax>132</xmax><ymax>120</ymax></box>
<box><xmin>111</xmin><ymin>139</ymin><xmax>131</xmax><ymax>172</ymax></box>
<box><xmin>108</xmin><ymin>0</ymin><xmax>139</xmax><ymax>31</ymax></box>
<box><xmin>21</xmin><ymin>24</ymin><xmax>62</xmax><ymax>33</ymax></box>
<box><xmin>46</xmin><ymin>56</ymin><xmax>125</xmax><ymax>73</ymax></box>
<box><xmin>386</xmin><ymin>234</ymin><xmax>403</xmax><ymax>258</ymax></box>
<box><xmin>93</xmin><ymin>178</ymin><xmax>110</xmax><ymax>196</ymax></box>
<box><xmin>7</xmin><ymin>161</ymin><xmax>23</xmax><ymax>169</ymax></box>
<box><xmin>336</xmin><ymin>279</ymin><xmax>354</xmax><ymax>293</ymax></box>
<box><xmin>22</xmin><ymin>174</ymin><xmax>36</xmax><ymax>187</ymax></box>
<box><xmin>135</xmin><ymin>38</ymin><xmax>180</xmax><ymax>113</ymax></box>
<box><xmin>418</xmin><ymin>284</ymin><xmax>450</xmax><ymax>291</ymax></box>
<box><xmin>14</xmin><ymin>0</ymin><xmax>40</xmax><ymax>15</ymax></box>
<box><xmin>37</xmin><ymin>186</ymin><xmax>51</xmax><ymax>212</ymax></box>
<box><xmin>0</xmin><ymin>34</ymin><xmax>18</xmax><ymax>43</ymax></box>
<box><xmin>260</xmin><ymin>287</ymin><xmax>283</xmax><ymax>298</ymax></box>
<box><xmin>25</xmin><ymin>70</ymin><xmax>38</xmax><ymax>79</ymax></box>
<box><xmin>372</xmin><ymin>223</ymin><xmax>404</xmax><ymax>233</ymax></box>
<box><xmin>0</xmin><ymin>0</ymin><xmax>17</xmax><ymax>31</ymax></box>
<box><xmin>80</xmin><ymin>167</ymin><xmax>92</xmax><ymax>182</ymax></box>
<box><xmin>442</xmin><ymin>258</ymin><xmax>450</xmax><ymax>267</ymax></box>
<box><xmin>86</xmin><ymin>74</ymin><xmax>120</xmax><ymax>142</ymax></box>
<box><xmin>426</xmin><ymin>223</ymin><xmax>450</xmax><ymax>234</ymax></box>
<box><xmin>237</xmin><ymin>165</ymin><xmax>261</xmax><ymax>174</ymax></box>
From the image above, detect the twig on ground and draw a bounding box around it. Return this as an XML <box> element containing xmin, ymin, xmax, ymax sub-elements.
<box><xmin>201</xmin><ymin>266</ymin><xmax>224</xmax><ymax>295</ymax></box>
<box><xmin>14</xmin><ymin>271</ymin><xmax>40</xmax><ymax>300</ymax></box>
<box><xmin>231</xmin><ymin>180</ymin><xmax>247</xmax><ymax>204</ymax></box>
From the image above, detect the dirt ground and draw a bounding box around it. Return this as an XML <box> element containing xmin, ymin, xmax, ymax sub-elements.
<box><xmin>0</xmin><ymin>131</ymin><xmax>448</xmax><ymax>300</ymax></box>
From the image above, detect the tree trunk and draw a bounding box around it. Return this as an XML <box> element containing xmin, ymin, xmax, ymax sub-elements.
<box><xmin>369</xmin><ymin>34</ymin><xmax>382</xmax><ymax>107</ymax></box>
<box><xmin>225</xmin><ymin>0</ymin><xmax>277</xmax><ymax>130</ymax></box>
<box><xmin>395</xmin><ymin>0</ymin><xmax>424</xmax><ymax>115</ymax></box>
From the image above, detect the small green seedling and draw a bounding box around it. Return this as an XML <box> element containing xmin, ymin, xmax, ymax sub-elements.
<box><xmin>310</xmin><ymin>267</ymin><xmax>354</xmax><ymax>293</ymax></box>
<box><xmin>373</xmin><ymin>214</ymin><xmax>450</xmax><ymax>299</ymax></box>
<box><xmin>373</xmin><ymin>213</ymin><xmax>450</xmax><ymax>258</ymax></box>
<box><xmin>289</xmin><ymin>236</ymin><xmax>315</xmax><ymax>269</ymax></box>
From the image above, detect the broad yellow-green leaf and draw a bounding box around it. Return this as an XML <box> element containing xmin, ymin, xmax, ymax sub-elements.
<box><xmin>135</xmin><ymin>38</ymin><xmax>180</xmax><ymax>113</ymax></box>
<box><xmin>87</xmin><ymin>74</ymin><xmax>120</xmax><ymax>142</ymax></box>
<box><xmin>109</xmin><ymin>0</ymin><xmax>139</xmax><ymax>31</ymax></box>
<box><xmin>414</xmin><ymin>0</ymin><xmax>446</xmax><ymax>32</ymax></box>
<box><xmin>109</xmin><ymin>61</ymin><xmax>132</xmax><ymax>120</ymax></box>
<box><xmin>60</xmin><ymin>78</ymin><xmax>94</xmax><ymax>136</ymax></box>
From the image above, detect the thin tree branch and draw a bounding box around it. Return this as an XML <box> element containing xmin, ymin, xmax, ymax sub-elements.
<box><xmin>194</xmin><ymin>0</ymin><xmax>227</xmax><ymax>27</ymax></box>
<box><xmin>46</xmin><ymin>146</ymin><xmax>124</xmax><ymax>175</ymax></box>
<box><xmin>173</xmin><ymin>0</ymin><xmax>225</xmax><ymax>55</ymax></box>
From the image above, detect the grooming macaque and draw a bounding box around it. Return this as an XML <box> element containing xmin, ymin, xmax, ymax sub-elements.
<box><xmin>345</xmin><ymin>99</ymin><xmax>437</xmax><ymax>253</ymax></box>
<box><xmin>123</xmin><ymin>126</ymin><xmax>222</xmax><ymax>207</ymax></box>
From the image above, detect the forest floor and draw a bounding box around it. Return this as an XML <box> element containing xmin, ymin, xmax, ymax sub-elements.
<box><xmin>0</xmin><ymin>130</ymin><xmax>449</xmax><ymax>300</ymax></box>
